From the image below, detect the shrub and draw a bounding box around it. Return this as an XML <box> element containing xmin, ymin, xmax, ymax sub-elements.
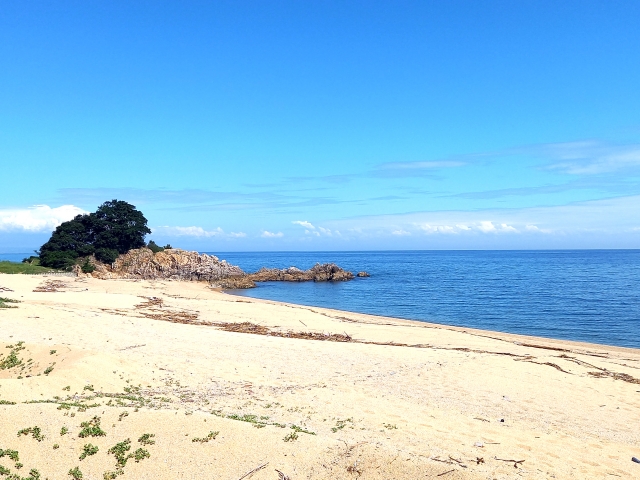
<box><xmin>146</xmin><ymin>240</ymin><xmax>163</xmax><ymax>253</ymax></box>
<box><xmin>80</xmin><ymin>258</ymin><xmax>95</xmax><ymax>273</ymax></box>
<box><xmin>68</xmin><ymin>467</ymin><xmax>83</xmax><ymax>479</ymax></box>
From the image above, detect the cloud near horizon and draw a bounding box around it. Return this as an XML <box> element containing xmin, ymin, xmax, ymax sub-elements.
<box><xmin>325</xmin><ymin>194</ymin><xmax>640</xmax><ymax>242</ymax></box>
<box><xmin>261</xmin><ymin>230</ymin><xmax>284</xmax><ymax>238</ymax></box>
<box><xmin>0</xmin><ymin>205</ymin><xmax>86</xmax><ymax>232</ymax></box>
<box><xmin>152</xmin><ymin>226</ymin><xmax>246</xmax><ymax>238</ymax></box>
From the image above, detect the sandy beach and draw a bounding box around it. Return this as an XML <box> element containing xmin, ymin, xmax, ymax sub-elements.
<box><xmin>1</xmin><ymin>274</ymin><xmax>639</xmax><ymax>479</ymax></box>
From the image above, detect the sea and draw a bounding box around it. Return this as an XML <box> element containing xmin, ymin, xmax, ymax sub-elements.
<box><xmin>2</xmin><ymin>250</ymin><xmax>639</xmax><ymax>349</ymax></box>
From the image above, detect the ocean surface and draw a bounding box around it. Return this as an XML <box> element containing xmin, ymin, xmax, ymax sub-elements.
<box><xmin>214</xmin><ymin>250</ymin><xmax>640</xmax><ymax>349</ymax></box>
<box><xmin>2</xmin><ymin>250</ymin><xmax>639</xmax><ymax>349</ymax></box>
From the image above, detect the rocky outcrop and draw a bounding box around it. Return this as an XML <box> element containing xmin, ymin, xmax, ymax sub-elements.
<box><xmin>356</xmin><ymin>271</ymin><xmax>370</xmax><ymax>277</ymax></box>
<box><xmin>76</xmin><ymin>248</ymin><xmax>246</xmax><ymax>282</ymax></box>
<box><xmin>75</xmin><ymin>249</ymin><xmax>356</xmax><ymax>288</ymax></box>
<box><xmin>248</xmin><ymin>263</ymin><xmax>354</xmax><ymax>283</ymax></box>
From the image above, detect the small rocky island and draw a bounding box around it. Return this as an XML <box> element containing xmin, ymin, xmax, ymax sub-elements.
<box><xmin>75</xmin><ymin>247</ymin><xmax>361</xmax><ymax>289</ymax></box>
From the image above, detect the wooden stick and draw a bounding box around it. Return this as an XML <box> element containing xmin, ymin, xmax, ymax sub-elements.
<box><xmin>437</xmin><ymin>469</ymin><xmax>455</xmax><ymax>477</ymax></box>
<box><xmin>237</xmin><ymin>462</ymin><xmax>268</xmax><ymax>480</ymax></box>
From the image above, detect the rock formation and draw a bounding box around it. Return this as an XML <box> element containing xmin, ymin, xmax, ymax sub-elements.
<box><xmin>76</xmin><ymin>248</ymin><xmax>246</xmax><ymax>282</ymax></box>
<box><xmin>248</xmin><ymin>263</ymin><xmax>354</xmax><ymax>283</ymax></box>
<box><xmin>76</xmin><ymin>248</ymin><xmax>355</xmax><ymax>289</ymax></box>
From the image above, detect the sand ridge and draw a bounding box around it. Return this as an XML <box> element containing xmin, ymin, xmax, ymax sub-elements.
<box><xmin>1</xmin><ymin>274</ymin><xmax>639</xmax><ymax>479</ymax></box>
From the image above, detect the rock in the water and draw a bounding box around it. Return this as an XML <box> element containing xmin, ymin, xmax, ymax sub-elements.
<box><xmin>248</xmin><ymin>263</ymin><xmax>354</xmax><ymax>282</ymax></box>
<box><xmin>211</xmin><ymin>276</ymin><xmax>256</xmax><ymax>289</ymax></box>
<box><xmin>356</xmin><ymin>271</ymin><xmax>370</xmax><ymax>277</ymax></box>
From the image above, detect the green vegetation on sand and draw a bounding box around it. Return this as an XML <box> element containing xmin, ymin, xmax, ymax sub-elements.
<box><xmin>0</xmin><ymin>261</ymin><xmax>54</xmax><ymax>275</ymax></box>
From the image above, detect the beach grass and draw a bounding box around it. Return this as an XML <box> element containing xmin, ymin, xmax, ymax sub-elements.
<box><xmin>0</xmin><ymin>261</ymin><xmax>54</xmax><ymax>274</ymax></box>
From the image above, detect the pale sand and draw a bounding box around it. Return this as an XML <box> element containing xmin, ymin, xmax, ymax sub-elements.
<box><xmin>1</xmin><ymin>274</ymin><xmax>639</xmax><ymax>479</ymax></box>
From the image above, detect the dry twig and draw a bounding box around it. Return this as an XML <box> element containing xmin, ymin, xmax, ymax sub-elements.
<box><xmin>275</xmin><ymin>469</ymin><xmax>290</xmax><ymax>480</ymax></box>
<box><xmin>437</xmin><ymin>469</ymin><xmax>455</xmax><ymax>477</ymax></box>
<box><xmin>237</xmin><ymin>462</ymin><xmax>268</xmax><ymax>480</ymax></box>
<box><xmin>494</xmin><ymin>456</ymin><xmax>525</xmax><ymax>468</ymax></box>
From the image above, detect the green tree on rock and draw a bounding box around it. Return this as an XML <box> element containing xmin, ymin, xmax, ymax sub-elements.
<box><xmin>39</xmin><ymin>200</ymin><xmax>151</xmax><ymax>269</ymax></box>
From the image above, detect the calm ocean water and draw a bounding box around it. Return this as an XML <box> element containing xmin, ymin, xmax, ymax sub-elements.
<box><xmin>214</xmin><ymin>250</ymin><xmax>640</xmax><ymax>349</ymax></box>
<box><xmin>2</xmin><ymin>250</ymin><xmax>638</xmax><ymax>349</ymax></box>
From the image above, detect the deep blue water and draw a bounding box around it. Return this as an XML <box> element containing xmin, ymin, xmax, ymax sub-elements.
<box><xmin>212</xmin><ymin>251</ymin><xmax>640</xmax><ymax>349</ymax></box>
<box><xmin>0</xmin><ymin>253</ymin><xmax>32</xmax><ymax>263</ymax></box>
<box><xmin>2</xmin><ymin>250</ymin><xmax>639</xmax><ymax>349</ymax></box>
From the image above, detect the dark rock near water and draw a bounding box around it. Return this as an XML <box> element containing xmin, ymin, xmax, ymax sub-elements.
<box><xmin>248</xmin><ymin>263</ymin><xmax>354</xmax><ymax>283</ymax></box>
<box><xmin>356</xmin><ymin>271</ymin><xmax>370</xmax><ymax>277</ymax></box>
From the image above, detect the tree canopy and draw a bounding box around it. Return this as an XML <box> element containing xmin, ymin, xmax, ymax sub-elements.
<box><xmin>39</xmin><ymin>200</ymin><xmax>151</xmax><ymax>269</ymax></box>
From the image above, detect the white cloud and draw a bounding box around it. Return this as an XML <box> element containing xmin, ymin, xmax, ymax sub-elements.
<box><xmin>150</xmin><ymin>225</ymin><xmax>249</xmax><ymax>240</ymax></box>
<box><xmin>525</xmin><ymin>224</ymin><xmax>551</xmax><ymax>233</ymax></box>
<box><xmin>261</xmin><ymin>230</ymin><xmax>283</xmax><ymax>238</ymax></box>
<box><xmin>418</xmin><ymin>224</ymin><xmax>459</xmax><ymax>234</ymax></box>
<box><xmin>292</xmin><ymin>220</ymin><xmax>315</xmax><ymax>229</ymax></box>
<box><xmin>415</xmin><ymin>221</ymin><xmax>521</xmax><ymax>235</ymax></box>
<box><xmin>153</xmin><ymin>226</ymin><xmax>224</xmax><ymax>237</ymax></box>
<box><xmin>392</xmin><ymin>229</ymin><xmax>411</xmax><ymax>236</ymax></box>
<box><xmin>545</xmin><ymin>142</ymin><xmax>640</xmax><ymax>175</ymax></box>
<box><xmin>325</xmin><ymin>194</ymin><xmax>640</xmax><ymax>248</ymax></box>
<box><xmin>293</xmin><ymin>220</ymin><xmax>334</xmax><ymax>236</ymax></box>
<box><xmin>0</xmin><ymin>205</ymin><xmax>86</xmax><ymax>232</ymax></box>
<box><xmin>477</xmin><ymin>221</ymin><xmax>497</xmax><ymax>233</ymax></box>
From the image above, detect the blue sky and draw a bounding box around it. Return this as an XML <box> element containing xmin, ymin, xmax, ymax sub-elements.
<box><xmin>1</xmin><ymin>0</ymin><xmax>640</xmax><ymax>251</ymax></box>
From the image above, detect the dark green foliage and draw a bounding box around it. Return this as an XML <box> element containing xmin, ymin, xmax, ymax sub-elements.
<box><xmin>21</xmin><ymin>256</ymin><xmax>39</xmax><ymax>264</ymax></box>
<box><xmin>0</xmin><ymin>297</ymin><xmax>20</xmax><ymax>309</ymax></box>
<box><xmin>107</xmin><ymin>439</ymin><xmax>131</xmax><ymax>467</ymax></box>
<box><xmin>40</xmin><ymin>200</ymin><xmax>151</xmax><ymax>269</ymax></box>
<box><xmin>163</xmin><ymin>244</ymin><xmax>172</xmax><ymax>249</ymax></box>
<box><xmin>68</xmin><ymin>467</ymin><xmax>83</xmax><ymax>479</ymax></box>
<box><xmin>192</xmin><ymin>431</ymin><xmax>218</xmax><ymax>443</ymax></box>
<box><xmin>17</xmin><ymin>426</ymin><xmax>44</xmax><ymax>441</ymax></box>
<box><xmin>0</xmin><ymin>343</ymin><xmax>24</xmax><ymax>370</ymax></box>
<box><xmin>94</xmin><ymin>248</ymin><xmax>118</xmax><ymax>264</ymax></box>
<box><xmin>131</xmin><ymin>448</ymin><xmax>150</xmax><ymax>463</ymax></box>
<box><xmin>146</xmin><ymin>240</ymin><xmax>163</xmax><ymax>253</ymax></box>
<box><xmin>92</xmin><ymin>200</ymin><xmax>151</xmax><ymax>253</ymax></box>
<box><xmin>80</xmin><ymin>258</ymin><xmax>95</xmax><ymax>273</ymax></box>
<box><xmin>0</xmin><ymin>449</ymin><xmax>20</xmax><ymax>462</ymax></box>
<box><xmin>78</xmin><ymin>417</ymin><xmax>106</xmax><ymax>438</ymax></box>
<box><xmin>79</xmin><ymin>444</ymin><xmax>99</xmax><ymax>460</ymax></box>
<box><xmin>137</xmin><ymin>433</ymin><xmax>155</xmax><ymax>445</ymax></box>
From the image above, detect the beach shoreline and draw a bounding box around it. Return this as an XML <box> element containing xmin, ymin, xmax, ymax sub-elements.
<box><xmin>222</xmin><ymin>289</ymin><xmax>640</xmax><ymax>356</ymax></box>
<box><xmin>1</xmin><ymin>274</ymin><xmax>639</xmax><ymax>479</ymax></box>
